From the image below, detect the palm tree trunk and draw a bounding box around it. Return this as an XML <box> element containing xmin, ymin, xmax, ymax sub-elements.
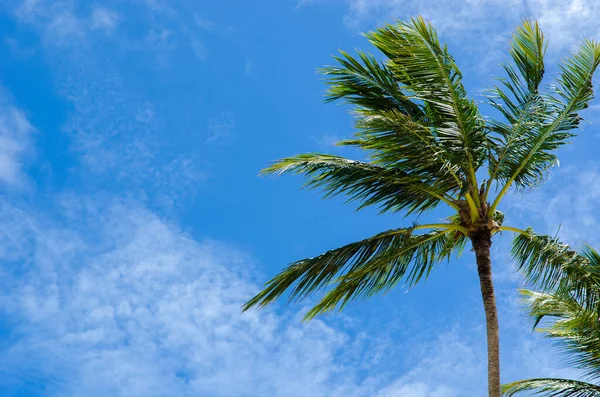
<box><xmin>472</xmin><ymin>228</ymin><xmax>500</xmax><ymax>397</ymax></box>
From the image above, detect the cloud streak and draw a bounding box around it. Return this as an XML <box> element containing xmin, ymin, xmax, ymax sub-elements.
<box><xmin>0</xmin><ymin>86</ymin><xmax>34</xmax><ymax>187</ymax></box>
<box><xmin>4</xmin><ymin>0</ymin><xmax>215</xmax><ymax>202</ymax></box>
<box><xmin>328</xmin><ymin>0</ymin><xmax>600</xmax><ymax>48</ymax></box>
<box><xmin>0</xmin><ymin>198</ymin><xmax>399</xmax><ymax>397</ymax></box>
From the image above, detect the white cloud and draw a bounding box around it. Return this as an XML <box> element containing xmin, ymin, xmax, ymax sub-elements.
<box><xmin>3</xmin><ymin>36</ymin><xmax>35</xmax><ymax>59</ymax></box>
<box><xmin>0</xmin><ymin>197</ymin><xmax>408</xmax><ymax>396</ymax></box>
<box><xmin>49</xmin><ymin>11</ymin><xmax>82</xmax><ymax>40</ymax></box>
<box><xmin>0</xmin><ymin>195</ymin><xmax>567</xmax><ymax>397</ymax></box>
<box><xmin>146</xmin><ymin>27</ymin><xmax>174</xmax><ymax>49</ymax></box>
<box><xmin>311</xmin><ymin>133</ymin><xmax>343</xmax><ymax>150</ymax></box>
<box><xmin>13</xmin><ymin>0</ymin><xmax>85</xmax><ymax>44</ymax></box>
<box><xmin>60</xmin><ymin>65</ymin><xmax>207</xmax><ymax>197</ymax></box>
<box><xmin>313</xmin><ymin>0</ymin><xmax>600</xmax><ymax>52</ymax></box>
<box><xmin>190</xmin><ymin>37</ymin><xmax>209</xmax><ymax>61</ymax></box>
<box><xmin>390</xmin><ymin>330</ymin><xmax>485</xmax><ymax>396</ymax></box>
<box><xmin>0</xmin><ymin>87</ymin><xmax>34</xmax><ymax>187</ymax></box>
<box><xmin>377</xmin><ymin>383</ymin><xmax>455</xmax><ymax>397</ymax></box>
<box><xmin>193</xmin><ymin>13</ymin><xmax>216</xmax><ymax>31</ymax></box>
<box><xmin>91</xmin><ymin>7</ymin><xmax>120</xmax><ymax>32</ymax></box>
<box><xmin>4</xmin><ymin>1</ymin><xmax>216</xmax><ymax>201</ymax></box>
<box><xmin>206</xmin><ymin>112</ymin><xmax>235</xmax><ymax>144</ymax></box>
<box><xmin>0</xmin><ymin>194</ymin><xmax>552</xmax><ymax>397</ymax></box>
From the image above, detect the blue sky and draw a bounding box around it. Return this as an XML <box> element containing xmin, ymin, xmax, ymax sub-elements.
<box><xmin>1</xmin><ymin>0</ymin><xmax>600</xmax><ymax>396</ymax></box>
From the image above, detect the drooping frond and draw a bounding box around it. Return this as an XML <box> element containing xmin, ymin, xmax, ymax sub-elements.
<box><xmin>518</xmin><ymin>288</ymin><xmax>600</xmax><ymax>381</ymax></box>
<box><xmin>502</xmin><ymin>284</ymin><xmax>600</xmax><ymax>395</ymax></box>
<box><xmin>502</xmin><ymin>378</ymin><xmax>600</xmax><ymax>396</ymax></box>
<box><xmin>365</xmin><ymin>17</ymin><xmax>487</xmax><ymax>175</ymax></box>
<box><xmin>260</xmin><ymin>153</ymin><xmax>458</xmax><ymax>214</ymax></box>
<box><xmin>242</xmin><ymin>225</ymin><xmax>465</xmax><ymax>320</ymax></box>
<box><xmin>304</xmin><ymin>229</ymin><xmax>468</xmax><ymax>319</ymax></box>
<box><xmin>522</xmin><ymin>289</ymin><xmax>583</xmax><ymax>328</ymax></box>
<box><xmin>511</xmin><ymin>228</ymin><xmax>590</xmax><ymax>291</ymax></box>
<box><xmin>488</xmin><ymin>20</ymin><xmax>549</xmax><ymax>190</ymax></box>
<box><xmin>570</xmin><ymin>247</ymin><xmax>600</xmax><ymax>311</ymax></box>
<box><xmin>321</xmin><ymin>50</ymin><xmax>424</xmax><ymax>118</ymax></box>
<box><xmin>512</xmin><ymin>230</ymin><xmax>600</xmax><ymax>314</ymax></box>
<box><xmin>491</xmin><ymin>37</ymin><xmax>600</xmax><ymax>211</ymax></box>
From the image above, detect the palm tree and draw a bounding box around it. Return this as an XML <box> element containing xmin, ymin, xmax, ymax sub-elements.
<box><xmin>503</xmin><ymin>246</ymin><xmax>600</xmax><ymax>396</ymax></box>
<box><xmin>243</xmin><ymin>18</ymin><xmax>600</xmax><ymax>397</ymax></box>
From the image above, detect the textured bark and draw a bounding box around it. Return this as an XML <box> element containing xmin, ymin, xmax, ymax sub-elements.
<box><xmin>472</xmin><ymin>228</ymin><xmax>500</xmax><ymax>397</ymax></box>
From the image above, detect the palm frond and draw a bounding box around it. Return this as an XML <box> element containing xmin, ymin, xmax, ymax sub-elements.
<box><xmin>321</xmin><ymin>50</ymin><xmax>423</xmax><ymax>118</ymax></box>
<box><xmin>322</xmin><ymin>51</ymin><xmax>465</xmax><ymax>193</ymax></box>
<box><xmin>519</xmin><ymin>288</ymin><xmax>600</xmax><ymax>381</ymax></box>
<box><xmin>491</xmin><ymin>38</ymin><xmax>600</xmax><ymax>206</ymax></box>
<box><xmin>242</xmin><ymin>225</ymin><xmax>464</xmax><ymax>319</ymax></box>
<box><xmin>502</xmin><ymin>378</ymin><xmax>600</xmax><ymax>396</ymax></box>
<box><xmin>365</xmin><ymin>17</ymin><xmax>487</xmax><ymax>175</ymax></box>
<box><xmin>337</xmin><ymin>108</ymin><xmax>464</xmax><ymax>191</ymax></box>
<box><xmin>261</xmin><ymin>153</ymin><xmax>458</xmax><ymax>214</ymax></box>
<box><xmin>572</xmin><ymin>247</ymin><xmax>600</xmax><ymax>310</ymax></box>
<box><xmin>512</xmin><ymin>231</ymin><xmax>600</xmax><ymax>315</ymax></box>
<box><xmin>487</xmin><ymin>20</ymin><xmax>549</xmax><ymax>190</ymax></box>
<box><xmin>511</xmin><ymin>228</ymin><xmax>589</xmax><ymax>291</ymax></box>
<box><xmin>504</xmin><ymin>257</ymin><xmax>600</xmax><ymax>396</ymax></box>
<box><xmin>304</xmin><ymin>229</ymin><xmax>467</xmax><ymax>319</ymax></box>
<box><xmin>521</xmin><ymin>289</ymin><xmax>582</xmax><ymax>328</ymax></box>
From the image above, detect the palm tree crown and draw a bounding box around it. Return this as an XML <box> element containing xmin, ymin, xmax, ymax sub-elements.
<box><xmin>243</xmin><ymin>17</ymin><xmax>600</xmax><ymax>397</ymax></box>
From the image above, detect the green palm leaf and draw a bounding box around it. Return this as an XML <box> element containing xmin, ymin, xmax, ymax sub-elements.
<box><xmin>322</xmin><ymin>51</ymin><xmax>465</xmax><ymax>193</ymax></box>
<box><xmin>490</xmin><ymin>38</ymin><xmax>600</xmax><ymax>214</ymax></box>
<box><xmin>488</xmin><ymin>20</ymin><xmax>548</xmax><ymax>190</ymax></box>
<box><xmin>524</xmin><ymin>289</ymin><xmax>600</xmax><ymax>378</ymax></box>
<box><xmin>511</xmin><ymin>231</ymin><xmax>600</xmax><ymax>311</ymax></box>
<box><xmin>365</xmin><ymin>17</ymin><xmax>486</xmax><ymax>175</ymax></box>
<box><xmin>322</xmin><ymin>50</ymin><xmax>423</xmax><ymax>118</ymax></box>
<box><xmin>243</xmin><ymin>225</ymin><xmax>464</xmax><ymax>320</ymax></box>
<box><xmin>261</xmin><ymin>153</ymin><xmax>459</xmax><ymax>215</ymax></box>
<box><xmin>511</xmin><ymin>228</ymin><xmax>589</xmax><ymax>291</ymax></box>
<box><xmin>503</xmin><ymin>245</ymin><xmax>600</xmax><ymax>396</ymax></box>
<box><xmin>502</xmin><ymin>378</ymin><xmax>600</xmax><ymax>396</ymax></box>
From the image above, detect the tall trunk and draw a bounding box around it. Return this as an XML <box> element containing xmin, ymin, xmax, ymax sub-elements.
<box><xmin>472</xmin><ymin>228</ymin><xmax>500</xmax><ymax>397</ymax></box>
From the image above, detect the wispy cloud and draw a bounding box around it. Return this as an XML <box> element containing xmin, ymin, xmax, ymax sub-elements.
<box><xmin>91</xmin><ymin>7</ymin><xmax>120</xmax><ymax>33</ymax></box>
<box><xmin>3</xmin><ymin>36</ymin><xmax>35</xmax><ymax>60</ymax></box>
<box><xmin>206</xmin><ymin>112</ymin><xmax>235</xmax><ymax>144</ymax></box>
<box><xmin>311</xmin><ymin>133</ymin><xmax>343</xmax><ymax>150</ymax></box>
<box><xmin>0</xmin><ymin>86</ymin><xmax>34</xmax><ymax>187</ymax></box>
<box><xmin>4</xmin><ymin>1</ymin><xmax>212</xmax><ymax>202</ymax></box>
<box><xmin>308</xmin><ymin>0</ymin><xmax>600</xmax><ymax>53</ymax></box>
<box><xmin>193</xmin><ymin>13</ymin><xmax>216</xmax><ymax>31</ymax></box>
<box><xmin>375</xmin><ymin>329</ymin><xmax>483</xmax><ymax>396</ymax></box>
<box><xmin>190</xmin><ymin>36</ymin><xmax>209</xmax><ymax>61</ymax></box>
<box><xmin>0</xmin><ymin>197</ymin><xmax>401</xmax><ymax>396</ymax></box>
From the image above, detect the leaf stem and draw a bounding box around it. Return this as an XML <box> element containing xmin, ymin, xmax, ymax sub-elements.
<box><xmin>468</xmin><ymin>169</ymin><xmax>481</xmax><ymax>208</ymax></box>
<box><xmin>500</xmin><ymin>226</ymin><xmax>529</xmax><ymax>235</ymax></box>
<box><xmin>414</xmin><ymin>223</ymin><xmax>469</xmax><ymax>235</ymax></box>
<box><xmin>465</xmin><ymin>193</ymin><xmax>479</xmax><ymax>223</ymax></box>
